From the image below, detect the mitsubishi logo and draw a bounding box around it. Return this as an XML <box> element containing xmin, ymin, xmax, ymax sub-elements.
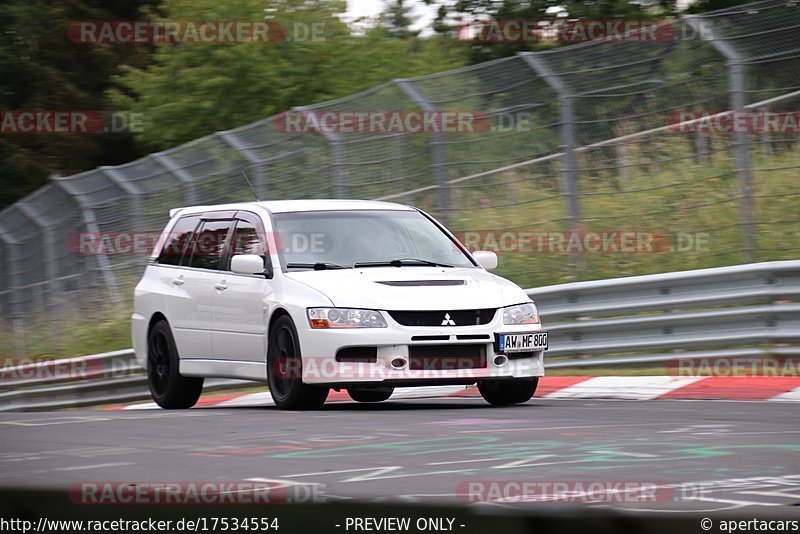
<box><xmin>441</xmin><ymin>313</ymin><xmax>456</xmax><ymax>326</ymax></box>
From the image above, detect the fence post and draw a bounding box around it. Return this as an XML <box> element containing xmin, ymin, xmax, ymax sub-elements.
<box><xmin>15</xmin><ymin>196</ymin><xmax>63</xmax><ymax>349</ymax></box>
<box><xmin>695</xmin><ymin>131</ymin><xmax>710</xmax><ymax>165</ymax></box>
<box><xmin>16</xmin><ymin>199</ymin><xmax>60</xmax><ymax>307</ymax></box>
<box><xmin>292</xmin><ymin>106</ymin><xmax>348</xmax><ymax>199</ymax></box>
<box><xmin>217</xmin><ymin>131</ymin><xmax>268</xmax><ymax>200</ymax></box>
<box><xmin>101</xmin><ymin>167</ymin><xmax>143</xmax><ymax>235</ymax></box>
<box><xmin>616</xmin><ymin>143</ymin><xmax>628</xmax><ymax>184</ymax></box>
<box><xmin>51</xmin><ymin>176</ymin><xmax>124</xmax><ymax>315</ymax></box>
<box><xmin>519</xmin><ymin>53</ymin><xmax>581</xmax><ymax>273</ymax></box>
<box><xmin>685</xmin><ymin>15</ymin><xmax>756</xmax><ymax>262</ymax></box>
<box><xmin>759</xmin><ymin>106</ymin><xmax>773</xmax><ymax>155</ymax></box>
<box><xmin>151</xmin><ymin>153</ymin><xmax>200</xmax><ymax>205</ymax></box>
<box><xmin>395</xmin><ymin>79</ymin><xmax>451</xmax><ymax>225</ymax></box>
<box><xmin>0</xmin><ymin>225</ymin><xmax>25</xmax><ymax>356</ymax></box>
<box><xmin>329</xmin><ymin>141</ymin><xmax>348</xmax><ymax>199</ymax></box>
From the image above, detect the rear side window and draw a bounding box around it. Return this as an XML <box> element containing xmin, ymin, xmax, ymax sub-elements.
<box><xmin>187</xmin><ymin>220</ymin><xmax>232</xmax><ymax>270</ymax></box>
<box><xmin>157</xmin><ymin>216</ymin><xmax>200</xmax><ymax>265</ymax></box>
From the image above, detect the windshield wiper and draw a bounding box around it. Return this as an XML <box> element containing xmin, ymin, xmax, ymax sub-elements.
<box><xmin>354</xmin><ymin>258</ymin><xmax>453</xmax><ymax>268</ymax></box>
<box><xmin>285</xmin><ymin>262</ymin><xmax>350</xmax><ymax>270</ymax></box>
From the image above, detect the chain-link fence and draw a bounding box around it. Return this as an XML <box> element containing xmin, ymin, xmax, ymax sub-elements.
<box><xmin>2</xmin><ymin>0</ymin><xmax>799</xmax><ymax>356</ymax></box>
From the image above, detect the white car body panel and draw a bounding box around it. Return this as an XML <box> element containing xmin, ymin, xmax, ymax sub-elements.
<box><xmin>210</xmin><ymin>272</ymin><xmax>270</xmax><ymax>362</ymax></box>
<box><xmin>167</xmin><ymin>267</ymin><xmax>215</xmax><ymax>360</ymax></box>
<box><xmin>284</xmin><ymin>267</ymin><xmax>528</xmax><ymax>310</ymax></box>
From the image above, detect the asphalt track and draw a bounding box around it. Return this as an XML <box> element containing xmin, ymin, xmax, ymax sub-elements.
<box><xmin>1</xmin><ymin>397</ymin><xmax>799</xmax><ymax>515</ymax></box>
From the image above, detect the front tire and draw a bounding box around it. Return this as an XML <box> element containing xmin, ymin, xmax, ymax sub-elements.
<box><xmin>147</xmin><ymin>320</ymin><xmax>203</xmax><ymax>409</ymax></box>
<box><xmin>267</xmin><ymin>315</ymin><xmax>329</xmax><ymax>410</ymax></box>
<box><xmin>478</xmin><ymin>378</ymin><xmax>538</xmax><ymax>406</ymax></box>
<box><xmin>347</xmin><ymin>387</ymin><xmax>394</xmax><ymax>403</ymax></box>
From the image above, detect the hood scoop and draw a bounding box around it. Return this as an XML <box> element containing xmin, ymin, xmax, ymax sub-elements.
<box><xmin>376</xmin><ymin>280</ymin><xmax>466</xmax><ymax>287</ymax></box>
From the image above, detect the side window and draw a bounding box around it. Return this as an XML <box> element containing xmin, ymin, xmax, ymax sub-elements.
<box><xmin>187</xmin><ymin>220</ymin><xmax>232</xmax><ymax>270</ymax></box>
<box><xmin>157</xmin><ymin>216</ymin><xmax>200</xmax><ymax>266</ymax></box>
<box><xmin>227</xmin><ymin>219</ymin><xmax>270</xmax><ymax>271</ymax></box>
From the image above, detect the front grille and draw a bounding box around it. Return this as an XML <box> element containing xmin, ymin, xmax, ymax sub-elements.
<box><xmin>408</xmin><ymin>344</ymin><xmax>486</xmax><ymax>370</ymax></box>
<box><xmin>388</xmin><ymin>308</ymin><xmax>496</xmax><ymax>327</ymax></box>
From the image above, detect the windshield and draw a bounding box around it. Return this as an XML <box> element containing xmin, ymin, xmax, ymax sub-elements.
<box><xmin>272</xmin><ymin>210</ymin><xmax>475</xmax><ymax>270</ymax></box>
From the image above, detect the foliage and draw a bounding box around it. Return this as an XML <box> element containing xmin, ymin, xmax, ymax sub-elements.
<box><xmin>382</xmin><ymin>0</ymin><xmax>420</xmax><ymax>38</ymax></box>
<box><xmin>109</xmin><ymin>0</ymin><xmax>469</xmax><ymax>148</ymax></box>
<box><xmin>0</xmin><ymin>0</ymin><xmax>160</xmax><ymax>208</ymax></box>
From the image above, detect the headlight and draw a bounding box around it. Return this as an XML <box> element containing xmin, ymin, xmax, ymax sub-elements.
<box><xmin>307</xmin><ymin>308</ymin><xmax>388</xmax><ymax>329</ymax></box>
<box><xmin>502</xmin><ymin>302</ymin><xmax>540</xmax><ymax>325</ymax></box>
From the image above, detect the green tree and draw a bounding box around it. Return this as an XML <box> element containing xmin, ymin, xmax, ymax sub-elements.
<box><xmin>425</xmin><ymin>0</ymin><xmax>662</xmax><ymax>63</ymax></box>
<box><xmin>111</xmin><ymin>0</ymin><xmax>469</xmax><ymax>148</ymax></box>
<box><xmin>382</xmin><ymin>0</ymin><xmax>420</xmax><ymax>38</ymax></box>
<box><xmin>0</xmin><ymin>0</ymin><xmax>159</xmax><ymax>208</ymax></box>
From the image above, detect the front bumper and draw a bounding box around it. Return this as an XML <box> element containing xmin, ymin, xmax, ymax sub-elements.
<box><xmin>297</xmin><ymin>312</ymin><xmax>546</xmax><ymax>386</ymax></box>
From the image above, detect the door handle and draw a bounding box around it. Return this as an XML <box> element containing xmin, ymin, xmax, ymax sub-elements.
<box><xmin>172</xmin><ymin>276</ymin><xmax>184</xmax><ymax>286</ymax></box>
<box><xmin>214</xmin><ymin>281</ymin><xmax>228</xmax><ymax>291</ymax></box>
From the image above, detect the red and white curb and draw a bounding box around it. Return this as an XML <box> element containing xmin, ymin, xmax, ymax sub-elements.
<box><xmin>110</xmin><ymin>385</ymin><xmax>465</xmax><ymax>410</ymax></box>
<box><xmin>108</xmin><ymin>376</ymin><xmax>800</xmax><ymax>410</ymax></box>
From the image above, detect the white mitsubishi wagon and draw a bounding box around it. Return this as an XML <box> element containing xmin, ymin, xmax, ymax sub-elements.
<box><xmin>132</xmin><ymin>200</ymin><xmax>547</xmax><ymax>410</ymax></box>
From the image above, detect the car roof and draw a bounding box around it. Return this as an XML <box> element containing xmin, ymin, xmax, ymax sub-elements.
<box><xmin>170</xmin><ymin>199</ymin><xmax>417</xmax><ymax>218</ymax></box>
<box><xmin>256</xmin><ymin>199</ymin><xmax>415</xmax><ymax>213</ymax></box>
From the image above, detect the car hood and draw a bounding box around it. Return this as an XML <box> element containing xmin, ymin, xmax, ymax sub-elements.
<box><xmin>283</xmin><ymin>267</ymin><xmax>529</xmax><ymax>310</ymax></box>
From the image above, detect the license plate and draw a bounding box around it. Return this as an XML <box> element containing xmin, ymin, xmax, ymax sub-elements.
<box><xmin>497</xmin><ymin>332</ymin><xmax>548</xmax><ymax>353</ymax></box>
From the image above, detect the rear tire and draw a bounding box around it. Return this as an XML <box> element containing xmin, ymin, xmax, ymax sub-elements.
<box><xmin>347</xmin><ymin>387</ymin><xmax>394</xmax><ymax>403</ymax></box>
<box><xmin>147</xmin><ymin>320</ymin><xmax>204</xmax><ymax>409</ymax></box>
<box><xmin>267</xmin><ymin>315</ymin><xmax>329</xmax><ymax>410</ymax></box>
<box><xmin>478</xmin><ymin>378</ymin><xmax>538</xmax><ymax>406</ymax></box>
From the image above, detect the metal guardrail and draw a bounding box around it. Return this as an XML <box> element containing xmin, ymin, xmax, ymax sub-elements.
<box><xmin>2</xmin><ymin>260</ymin><xmax>798</xmax><ymax>411</ymax></box>
<box><xmin>0</xmin><ymin>357</ymin><xmax>249</xmax><ymax>412</ymax></box>
<box><xmin>527</xmin><ymin>260</ymin><xmax>800</xmax><ymax>365</ymax></box>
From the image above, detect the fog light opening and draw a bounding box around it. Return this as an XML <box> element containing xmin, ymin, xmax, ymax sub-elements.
<box><xmin>391</xmin><ymin>358</ymin><xmax>407</xmax><ymax>369</ymax></box>
<box><xmin>493</xmin><ymin>355</ymin><xmax>509</xmax><ymax>367</ymax></box>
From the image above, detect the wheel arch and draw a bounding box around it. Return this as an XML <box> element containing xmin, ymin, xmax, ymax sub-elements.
<box><xmin>148</xmin><ymin>312</ymin><xmax>169</xmax><ymax>334</ymax></box>
<box><xmin>265</xmin><ymin>307</ymin><xmax>301</xmax><ymax>382</ymax></box>
<box><xmin>268</xmin><ymin>307</ymin><xmax>292</xmax><ymax>333</ymax></box>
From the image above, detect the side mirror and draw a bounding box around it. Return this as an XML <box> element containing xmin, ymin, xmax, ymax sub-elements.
<box><xmin>231</xmin><ymin>254</ymin><xmax>265</xmax><ymax>275</ymax></box>
<box><xmin>472</xmin><ymin>250</ymin><xmax>498</xmax><ymax>270</ymax></box>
